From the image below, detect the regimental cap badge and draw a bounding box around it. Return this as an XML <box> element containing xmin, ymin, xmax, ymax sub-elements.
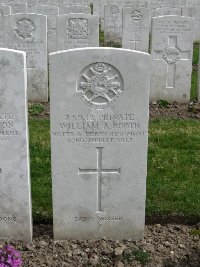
<box><xmin>77</xmin><ymin>62</ymin><xmax>124</xmax><ymax>110</ymax></box>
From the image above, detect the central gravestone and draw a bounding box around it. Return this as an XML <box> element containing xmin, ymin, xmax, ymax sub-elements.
<box><xmin>50</xmin><ymin>48</ymin><xmax>150</xmax><ymax>240</ymax></box>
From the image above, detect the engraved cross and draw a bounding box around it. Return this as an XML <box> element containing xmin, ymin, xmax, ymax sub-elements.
<box><xmin>129</xmin><ymin>33</ymin><xmax>141</xmax><ymax>50</ymax></box>
<box><xmin>78</xmin><ymin>147</ymin><xmax>121</xmax><ymax>213</ymax></box>
<box><xmin>154</xmin><ymin>36</ymin><xmax>190</xmax><ymax>88</ymax></box>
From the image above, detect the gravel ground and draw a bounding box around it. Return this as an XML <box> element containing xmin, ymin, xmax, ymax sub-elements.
<box><xmin>10</xmin><ymin>223</ymin><xmax>200</xmax><ymax>267</ymax></box>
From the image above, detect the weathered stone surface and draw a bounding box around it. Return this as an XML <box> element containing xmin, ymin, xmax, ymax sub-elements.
<box><xmin>59</xmin><ymin>4</ymin><xmax>91</xmax><ymax>15</ymax></box>
<box><xmin>150</xmin><ymin>0</ymin><xmax>182</xmax><ymax>9</ymax></box>
<box><xmin>37</xmin><ymin>0</ymin><xmax>58</xmax><ymax>5</ymax></box>
<box><xmin>50</xmin><ymin>47</ymin><xmax>150</xmax><ymax>240</ymax></box>
<box><xmin>154</xmin><ymin>7</ymin><xmax>181</xmax><ymax>17</ymax></box>
<box><xmin>27</xmin><ymin>3</ymin><xmax>59</xmax><ymax>15</ymax></box>
<box><xmin>0</xmin><ymin>4</ymin><xmax>10</xmax><ymax>15</ymax></box>
<box><xmin>37</xmin><ymin>0</ymin><xmax>89</xmax><ymax>6</ymax></box>
<box><xmin>56</xmin><ymin>14</ymin><xmax>99</xmax><ymax>50</ymax></box>
<box><xmin>0</xmin><ymin>48</ymin><xmax>32</xmax><ymax>242</ymax></box>
<box><xmin>150</xmin><ymin>16</ymin><xmax>193</xmax><ymax>103</ymax></box>
<box><xmin>92</xmin><ymin>0</ymin><xmax>101</xmax><ymax>16</ymax></box>
<box><xmin>124</xmin><ymin>0</ymin><xmax>149</xmax><ymax>8</ymax></box>
<box><xmin>150</xmin><ymin>0</ymin><xmax>182</xmax><ymax>17</ymax></box>
<box><xmin>182</xmin><ymin>6</ymin><xmax>200</xmax><ymax>41</ymax></box>
<box><xmin>27</xmin><ymin>5</ymin><xmax>59</xmax><ymax>53</ymax></box>
<box><xmin>0</xmin><ymin>14</ymin><xmax>48</xmax><ymax>102</ymax></box>
<box><xmin>100</xmin><ymin>0</ymin><xmax>122</xmax><ymax>29</ymax></box>
<box><xmin>186</xmin><ymin>0</ymin><xmax>200</xmax><ymax>5</ymax></box>
<box><xmin>10</xmin><ymin>3</ymin><xmax>27</xmax><ymax>14</ymax></box>
<box><xmin>104</xmin><ymin>4</ymin><xmax>122</xmax><ymax>44</ymax></box>
<box><xmin>122</xmin><ymin>7</ymin><xmax>150</xmax><ymax>52</ymax></box>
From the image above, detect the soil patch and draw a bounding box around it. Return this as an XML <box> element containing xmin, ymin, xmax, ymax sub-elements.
<box><xmin>12</xmin><ymin>223</ymin><xmax>200</xmax><ymax>266</ymax></box>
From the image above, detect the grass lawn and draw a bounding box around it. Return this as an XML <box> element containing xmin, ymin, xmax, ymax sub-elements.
<box><xmin>29</xmin><ymin>119</ymin><xmax>52</xmax><ymax>223</ymax></box>
<box><xmin>29</xmin><ymin>118</ymin><xmax>200</xmax><ymax>223</ymax></box>
<box><xmin>147</xmin><ymin>119</ymin><xmax>200</xmax><ymax>218</ymax></box>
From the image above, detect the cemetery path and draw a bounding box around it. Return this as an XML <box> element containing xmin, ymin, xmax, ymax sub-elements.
<box><xmin>13</xmin><ymin>223</ymin><xmax>200</xmax><ymax>266</ymax></box>
<box><xmin>29</xmin><ymin>102</ymin><xmax>200</xmax><ymax>120</ymax></box>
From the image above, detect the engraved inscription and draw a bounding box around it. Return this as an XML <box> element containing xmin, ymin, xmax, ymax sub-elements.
<box><xmin>0</xmin><ymin>216</ymin><xmax>17</xmax><ymax>222</ymax></box>
<box><xmin>52</xmin><ymin>113</ymin><xmax>147</xmax><ymax>144</ymax></box>
<box><xmin>155</xmin><ymin>19</ymin><xmax>192</xmax><ymax>34</ymax></box>
<box><xmin>98</xmin><ymin>216</ymin><xmax>123</xmax><ymax>222</ymax></box>
<box><xmin>131</xmin><ymin>10</ymin><xmax>143</xmax><ymax>22</ymax></box>
<box><xmin>68</xmin><ymin>18</ymin><xmax>88</xmax><ymax>39</ymax></box>
<box><xmin>14</xmin><ymin>18</ymin><xmax>36</xmax><ymax>39</ymax></box>
<box><xmin>78</xmin><ymin>147</ymin><xmax>121</xmax><ymax>213</ymax></box>
<box><xmin>0</xmin><ymin>113</ymin><xmax>18</xmax><ymax>143</ymax></box>
<box><xmin>75</xmin><ymin>216</ymin><xmax>94</xmax><ymax>222</ymax></box>
<box><xmin>77</xmin><ymin>62</ymin><xmax>124</xmax><ymax>109</ymax></box>
<box><xmin>110</xmin><ymin>5</ymin><xmax>119</xmax><ymax>15</ymax></box>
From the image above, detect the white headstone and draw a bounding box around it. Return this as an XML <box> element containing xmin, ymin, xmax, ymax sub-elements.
<box><xmin>150</xmin><ymin>0</ymin><xmax>181</xmax><ymax>17</ymax></box>
<box><xmin>124</xmin><ymin>0</ymin><xmax>148</xmax><ymax>8</ymax></box>
<box><xmin>56</xmin><ymin>14</ymin><xmax>99</xmax><ymax>50</ymax></box>
<box><xmin>1</xmin><ymin>14</ymin><xmax>48</xmax><ymax>102</ymax></box>
<box><xmin>59</xmin><ymin>5</ymin><xmax>91</xmax><ymax>15</ymax></box>
<box><xmin>92</xmin><ymin>0</ymin><xmax>101</xmax><ymax>16</ymax></box>
<box><xmin>28</xmin><ymin>3</ymin><xmax>58</xmax><ymax>15</ymax></box>
<box><xmin>10</xmin><ymin>3</ymin><xmax>27</xmax><ymax>14</ymax></box>
<box><xmin>122</xmin><ymin>7</ymin><xmax>150</xmax><ymax>52</ymax></box>
<box><xmin>186</xmin><ymin>0</ymin><xmax>200</xmax><ymax>5</ymax></box>
<box><xmin>27</xmin><ymin>5</ymin><xmax>58</xmax><ymax>53</ymax></box>
<box><xmin>0</xmin><ymin>4</ymin><xmax>11</xmax><ymax>15</ymax></box>
<box><xmin>26</xmin><ymin>0</ymin><xmax>38</xmax><ymax>8</ymax></box>
<box><xmin>182</xmin><ymin>6</ymin><xmax>200</xmax><ymax>41</ymax></box>
<box><xmin>154</xmin><ymin>7</ymin><xmax>181</xmax><ymax>16</ymax></box>
<box><xmin>150</xmin><ymin>0</ymin><xmax>182</xmax><ymax>8</ymax></box>
<box><xmin>100</xmin><ymin>0</ymin><xmax>122</xmax><ymax>29</ymax></box>
<box><xmin>50</xmin><ymin>47</ymin><xmax>150</xmax><ymax>240</ymax></box>
<box><xmin>150</xmin><ymin>16</ymin><xmax>193</xmax><ymax>103</ymax></box>
<box><xmin>104</xmin><ymin>4</ymin><xmax>122</xmax><ymax>44</ymax></box>
<box><xmin>0</xmin><ymin>48</ymin><xmax>32</xmax><ymax>242</ymax></box>
<box><xmin>37</xmin><ymin>0</ymin><xmax>57</xmax><ymax>5</ymax></box>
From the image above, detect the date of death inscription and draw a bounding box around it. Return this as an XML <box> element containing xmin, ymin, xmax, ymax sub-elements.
<box><xmin>52</xmin><ymin>113</ymin><xmax>147</xmax><ymax>144</ymax></box>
